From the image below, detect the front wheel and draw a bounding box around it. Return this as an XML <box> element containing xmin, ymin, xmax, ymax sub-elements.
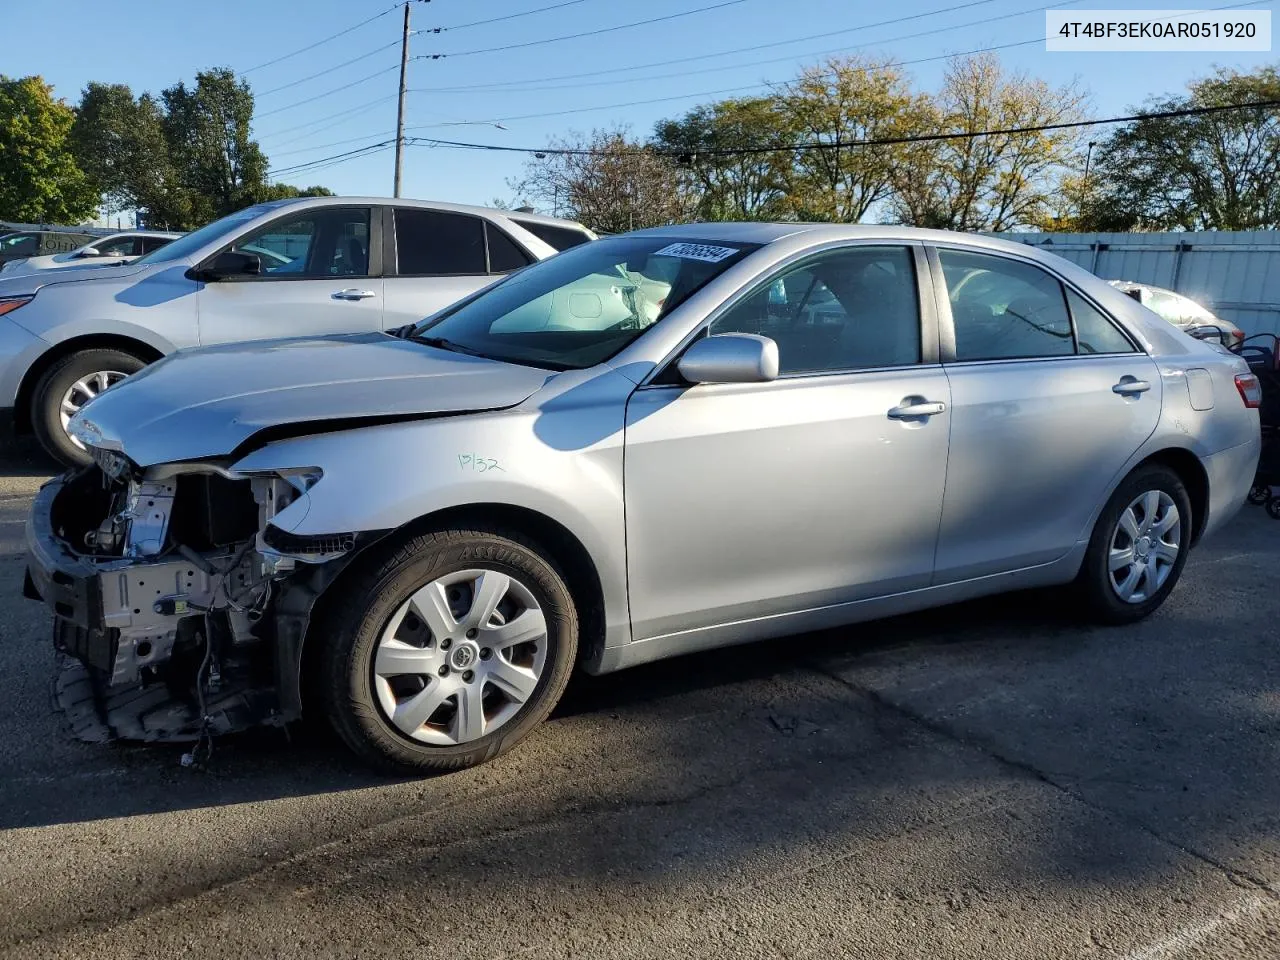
<box><xmin>1075</xmin><ymin>464</ymin><xmax>1193</xmax><ymax>624</ymax></box>
<box><xmin>31</xmin><ymin>348</ymin><xmax>147</xmax><ymax>466</ymax></box>
<box><xmin>318</xmin><ymin>527</ymin><xmax>578</xmax><ymax>774</ymax></box>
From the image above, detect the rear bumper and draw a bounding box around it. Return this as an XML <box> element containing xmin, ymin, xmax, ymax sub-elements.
<box><xmin>1201</xmin><ymin>435</ymin><xmax>1262</xmax><ymax>541</ymax></box>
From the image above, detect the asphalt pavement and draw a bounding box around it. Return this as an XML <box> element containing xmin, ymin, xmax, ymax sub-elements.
<box><xmin>2</xmin><ymin>436</ymin><xmax>1279</xmax><ymax>959</ymax></box>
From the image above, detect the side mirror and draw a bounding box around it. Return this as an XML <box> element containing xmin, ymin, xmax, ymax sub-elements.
<box><xmin>77</xmin><ymin>246</ymin><xmax>101</xmax><ymax>258</ymax></box>
<box><xmin>197</xmin><ymin>250</ymin><xmax>262</xmax><ymax>281</ymax></box>
<box><xmin>677</xmin><ymin>333</ymin><xmax>779</xmax><ymax>385</ymax></box>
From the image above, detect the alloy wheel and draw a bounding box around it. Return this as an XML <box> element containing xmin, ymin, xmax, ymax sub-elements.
<box><xmin>1108</xmin><ymin>490</ymin><xmax>1181</xmax><ymax>604</ymax></box>
<box><xmin>372</xmin><ymin>568</ymin><xmax>548</xmax><ymax>746</ymax></box>
<box><xmin>59</xmin><ymin>369</ymin><xmax>129</xmax><ymax>450</ymax></box>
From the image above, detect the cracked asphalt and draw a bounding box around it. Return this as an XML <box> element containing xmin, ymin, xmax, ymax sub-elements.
<box><xmin>2</xmin><ymin>435</ymin><xmax>1279</xmax><ymax>959</ymax></box>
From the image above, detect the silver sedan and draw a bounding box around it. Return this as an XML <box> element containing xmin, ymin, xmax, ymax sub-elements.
<box><xmin>24</xmin><ymin>224</ymin><xmax>1262</xmax><ymax>774</ymax></box>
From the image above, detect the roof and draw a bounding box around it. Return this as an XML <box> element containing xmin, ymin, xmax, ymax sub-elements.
<box><xmin>264</xmin><ymin>195</ymin><xmax>589</xmax><ymax>231</ymax></box>
<box><xmin>91</xmin><ymin>230</ymin><xmax>183</xmax><ymax>241</ymax></box>
<box><xmin>622</xmin><ymin>221</ymin><xmax>1080</xmax><ymax>258</ymax></box>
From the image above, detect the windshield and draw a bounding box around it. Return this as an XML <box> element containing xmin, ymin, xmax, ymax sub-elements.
<box><xmin>411</xmin><ymin>235</ymin><xmax>758</xmax><ymax>370</ymax></box>
<box><xmin>132</xmin><ymin>205</ymin><xmax>275</xmax><ymax>265</ymax></box>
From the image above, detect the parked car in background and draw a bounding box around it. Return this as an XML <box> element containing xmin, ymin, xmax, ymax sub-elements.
<box><xmin>0</xmin><ymin>229</ymin><xmax>101</xmax><ymax>269</ymax></box>
<box><xmin>0</xmin><ymin>231</ymin><xmax>182</xmax><ymax>279</ymax></box>
<box><xmin>1109</xmin><ymin>280</ymin><xmax>1246</xmax><ymax>349</ymax></box>
<box><xmin>25</xmin><ymin>224</ymin><xmax>1260</xmax><ymax>773</ymax></box>
<box><xmin>0</xmin><ymin>197</ymin><xmax>595</xmax><ymax>464</ymax></box>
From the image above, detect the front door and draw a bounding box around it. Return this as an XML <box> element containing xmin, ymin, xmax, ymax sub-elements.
<box><xmin>931</xmin><ymin>245</ymin><xmax>1163</xmax><ymax>583</ymax></box>
<box><xmin>196</xmin><ymin>205</ymin><xmax>384</xmax><ymax>345</ymax></box>
<box><xmin>624</xmin><ymin>243</ymin><xmax>951</xmax><ymax>641</ymax></box>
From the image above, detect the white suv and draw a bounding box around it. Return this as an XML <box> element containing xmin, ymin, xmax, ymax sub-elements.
<box><xmin>0</xmin><ymin>230</ymin><xmax>182</xmax><ymax>279</ymax></box>
<box><xmin>0</xmin><ymin>197</ymin><xmax>594</xmax><ymax>464</ymax></box>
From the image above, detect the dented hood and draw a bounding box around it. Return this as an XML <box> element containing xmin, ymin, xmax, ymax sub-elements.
<box><xmin>70</xmin><ymin>332</ymin><xmax>554</xmax><ymax>466</ymax></box>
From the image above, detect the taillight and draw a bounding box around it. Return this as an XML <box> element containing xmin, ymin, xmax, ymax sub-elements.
<box><xmin>1235</xmin><ymin>373</ymin><xmax>1262</xmax><ymax>408</ymax></box>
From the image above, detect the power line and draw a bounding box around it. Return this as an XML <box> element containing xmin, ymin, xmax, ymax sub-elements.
<box><xmin>404</xmin><ymin>37</ymin><xmax>1039</xmax><ymax>128</ymax></box>
<box><xmin>421</xmin><ymin>0</ymin><xmax>751</xmax><ymax>58</ymax></box>
<box><xmin>268</xmin><ymin>139</ymin><xmax>396</xmax><ymax>177</ymax></box>
<box><xmin>258</xmin><ymin>38</ymin><xmax>405</xmax><ymax>95</ymax></box>
<box><xmin>412</xmin><ymin>0</ymin><xmax>1001</xmax><ymax>86</ymax></box>
<box><xmin>256</xmin><ymin>64</ymin><xmax>402</xmax><ymax>118</ymax></box>
<box><xmin>429</xmin><ymin>0</ymin><xmax>592</xmax><ymax>32</ymax></box>
<box><xmin>265</xmin><ymin>98</ymin><xmax>1280</xmax><ymax>179</ymax></box>
<box><xmin>257</xmin><ymin>0</ymin><xmax>1037</xmax><ymax>123</ymax></box>
<box><xmin>243</xmin><ymin>4</ymin><xmax>401</xmax><ymax>73</ymax></box>
<box><xmin>404</xmin><ymin>100</ymin><xmax>1280</xmax><ymax>159</ymax></box>
<box><xmin>403</xmin><ymin>0</ymin><xmax>1264</xmax><ymax>123</ymax></box>
<box><xmin>259</xmin><ymin>94</ymin><xmax>399</xmax><ymax>143</ymax></box>
<box><xmin>269</xmin><ymin>129</ymin><xmax>398</xmax><ymax>158</ymax></box>
<box><xmin>414</xmin><ymin>1</ymin><xmax>1058</xmax><ymax>96</ymax></box>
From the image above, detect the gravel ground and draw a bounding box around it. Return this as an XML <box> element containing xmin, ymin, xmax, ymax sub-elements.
<box><xmin>2</xmin><ymin>436</ymin><xmax>1278</xmax><ymax>959</ymax></box>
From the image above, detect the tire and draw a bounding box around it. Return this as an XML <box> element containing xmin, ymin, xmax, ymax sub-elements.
<box><xmin>1248</xmin><ymin>484</ymin><xmax>1270</xmax><ymax>506</ymax></box>
<box><xmin>1075</xmin><ymin>464</ymin><xmax>1194</xmax><ymax>624</ymax></box>
<box><xmin>1267</xmin><ymin>497</ymin><xmax>1280</xmax><ymax>521</ymax></box>
<box><xmin>31</xmin><ymin>348</ymin><xmax>147</xmax><ymax>467</ymax></box>
<box><xmin>318</xmin><ymin>526</ymin><xmax>578</xmax><ymax>774</ymax></box>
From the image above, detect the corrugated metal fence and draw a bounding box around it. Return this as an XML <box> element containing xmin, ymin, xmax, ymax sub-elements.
<box><xmin>993</xmin><ymin>231</ymin><xmax>1280</xmax><ymax>337</ymax></box>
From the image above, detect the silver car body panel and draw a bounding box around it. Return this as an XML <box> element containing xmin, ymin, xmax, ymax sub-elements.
<box><xmin>57</xmin><ymin>224</ymin><xmax>1260</xmax><ymax>679</ymax></box>
<box><xmin>69</xmin><ymin>333</ymin><xmax>553</xmax><ymax>465</ymax></box>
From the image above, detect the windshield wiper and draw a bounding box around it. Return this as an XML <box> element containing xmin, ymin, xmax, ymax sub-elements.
<box><xmin>409</xmin><ymin>334</ymin><xmax>486</xmax><ymax>358</ymax></box>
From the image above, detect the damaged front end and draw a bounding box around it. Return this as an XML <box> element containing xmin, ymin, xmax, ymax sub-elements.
<box><xmin>25</xmin><ymin>449</ymin><xmax>365</xmax><ymax>745</ymax></box>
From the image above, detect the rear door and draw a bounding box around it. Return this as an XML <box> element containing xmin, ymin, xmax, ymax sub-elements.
<box><xmin>382</xmin><ymin>208</ymin><xmax>533</xmax><ymax>328</ymax></box>
<box><xmin>195</xmin><ymin>205</ymin><xmax>384</xmax><ymax>345</ymax></box>
<box><xmin>929</xmin><ymin>244</ymin><xmax>1162</xmax><ymax>583</ymax></box>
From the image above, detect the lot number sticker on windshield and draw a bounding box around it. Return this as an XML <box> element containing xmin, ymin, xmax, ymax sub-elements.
<box><xmin>653</xmin><ymin>242</ymin><xmax>740</xmax><ymax>263</ymax></box>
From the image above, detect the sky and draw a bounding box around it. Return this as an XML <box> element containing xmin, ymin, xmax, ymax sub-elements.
<box><xmin>6</xmin><ymin>0</ymin><xmax>1278</xmax><ymax>219</ymax></box>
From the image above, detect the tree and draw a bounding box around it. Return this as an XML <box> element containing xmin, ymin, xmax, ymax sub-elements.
<box><xmin>653</xmin><ymin>97</ymin><xmax>794</xmax><ymax>220</ymax></box>
<box><xmin>1091</xmin><ymin>66</ymin><xmax>1280</xmax><ymax>231</ymax></box>
<box><xmin>160</xmin><ymin>68</ymin><xmax>269</xmax><ymax>227</ymax></box>
<box><xmin>508</xmin><ymin>127</ymin><xmax>690</xmax><ymax>233</ymax></box>
<box><xmin>0</xmin><ymin>75</ymin><xmax>98</xmax><ymax>223</ymax></box>
<box><xmin>71</xmin><ymin>82</ymin><xmax>172</xmax><ymax>223</ymax></box>
<box><xmin>889</xmin><ymin>54</ymin><xmax>1089</xmax><ymax>231</ymax></box>
<box><xmin>779</xmin><ymin>57</ymin><xmax>933</xmax><ymax>223</ymax></box>
<box><xmin>251</xmin><ymin>183</ymin><xmax>335</xmax><ymax>202</ymax></box>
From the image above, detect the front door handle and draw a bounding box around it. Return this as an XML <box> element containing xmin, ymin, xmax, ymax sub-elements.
<box><xmin>1112</xmin><ymin>377</ymin><xmax>1151</xmax><ymax>395</ymax></box>
<box><xmin>332</xmin><ymin>288</ymin><xmax>377</xmax><ymax>301</ymax></box>
<box><xmin>887</xmin><ymin>399</ymin><xmax>947</xmax><ymax>420</ymax></box>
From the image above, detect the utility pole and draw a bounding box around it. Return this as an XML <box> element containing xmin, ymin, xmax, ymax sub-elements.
<box><xmin>393</xmin><ymin>1</ymin><xmax>410</xmax><ymax>197</ymax></box>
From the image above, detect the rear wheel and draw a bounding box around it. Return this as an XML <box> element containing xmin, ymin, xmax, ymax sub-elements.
<box><xmin>1076</xmin><ymin>464</ymin><xmax>1192</xmax><ymax>624</ymax></box>
<box><xmin>318</xmin><ymin>527</ymin><xmax>578</xmax><ymax>773</ymax></box>
<box><xmin>31</xmin><ymin>348</ymin><xmax>147</xmax><ymax>466</ymax></box>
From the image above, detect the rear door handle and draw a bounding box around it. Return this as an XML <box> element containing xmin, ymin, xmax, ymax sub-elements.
<box><xmin>1112</xmin><ymin>378</ymin><xmax>1151</xmax><ymax>395</ymax></box>
<box><xmin>332</xmin><ymin>288</ymin><xmax>377</xmax><ymax>301</ymax></box>
<box><xmin>887</xmin><ymin>400</ymin><xmax>947</xmax><ymax>420</ymax></box>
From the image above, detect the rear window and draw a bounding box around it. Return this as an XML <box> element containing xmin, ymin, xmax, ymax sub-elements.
<box><xmin>511</xmin><ymin>219</ymin><xmax>592</xmax><ymax>251</ymax></box>
<box><xmin>395</xmin><ymin>209</ymin><xmax>487</xmax><ymax>275</ymax></box>
<box><xmin>485</xmin><ymin>223</ymin><xmax>532</xmax><ymax>272</ymax></box>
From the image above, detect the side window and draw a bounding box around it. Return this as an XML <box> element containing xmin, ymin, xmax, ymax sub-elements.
<box><xmin>710</xmin><ymin>245</ymin><xmax>921</xmax><ymax>375</ymax></box>
<box><xmin>395</xmin><ymin>209</ymin><xmax>486</xmax><ymax>275</ymax></box>
<box><xmin>140</xmin><ymin>236</ymin><xmax>174</xmax><ymax>254</ymax></box>
<box><xmin>1068</xmin><ymin>289</ymin><xmax>1135</xmax><ymax>354</ymax></box>
<box><xmin>40</xmin><ymin>233</ymin><xmax>89</xmax><ymax>255</ymax></box>
<box><xmin>230</xmin><ymin>208</ymin><xmax>371</xmax><ymax>278</ymax></box>
<box><xmin>939</xmin><ymin>249</ymin><xmax>1074</xmax><ymax>361</ymax></box>
<box><xmin>0</xmin><ymin>233</ymin><xmax>39</xmax><ymax>257</ymax></box>
<box><xmin>512</xmin><ymin>220</ymin><xmax>592</xmax><ymax>251</ymax></box>
<box><xmin>485</xmin><ymin>223</ymin><xmax>532</xmax><ymax>273</ymax></box>
<box><xmin>97</xmin><ymin>237</ymin><xmax>143</xmax><ymax>257</ymax></box>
